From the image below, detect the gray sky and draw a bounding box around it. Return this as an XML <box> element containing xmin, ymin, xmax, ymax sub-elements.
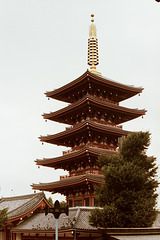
<box><xmin>0</xmin><ymin>0</ymin><xmax>160</xmax><ymax>205</ymax></box>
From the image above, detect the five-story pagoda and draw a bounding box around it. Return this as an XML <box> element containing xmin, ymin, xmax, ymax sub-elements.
<box><xmin>32</xmin><ymin>15</ymin><xmax>146</xmax><ymax>207</ymax></box>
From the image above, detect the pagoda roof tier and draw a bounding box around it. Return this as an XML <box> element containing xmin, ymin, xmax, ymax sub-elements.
<box><xmin>36</xmin><ymin>146</ymin><xmax>115</xmax><ymax>170</ymax></box>
<box><xmin>39</xmin><ymin>120</ymin><xmax>129</xmax><ymax>147</ymax></box>
<box><xmin>43</xmin><ymin>94</ymin><xmax>146</xmax><ymax>125</ymax></box>
<box><xmin>31</xmin><ymin>174</ymin><xmax>104</xmax><ymax>195</ymax></box>
<box><xmin>45</xmin><ymin>70</ymin><xmax>143</xmax><ymax>103</ymax></box>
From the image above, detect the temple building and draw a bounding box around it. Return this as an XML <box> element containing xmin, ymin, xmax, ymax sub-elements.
<box><xmin>31</xmin><ymin>14</ymin><xmax>146</xmax><ymax>207</ymax></box>
<box><xmin>0</xmin><ymin>192</ymin><xmax>51</xmax><ymax>240</ymax></box>
<box><xmin>2</xmin><ymin>14</ymin><xmax>160</xmax><ymax>240</ymax></box>
<box><xmin>1</xmin><ymin>192</ymin><xmax>160</xmax><ymax>240</ymax></box>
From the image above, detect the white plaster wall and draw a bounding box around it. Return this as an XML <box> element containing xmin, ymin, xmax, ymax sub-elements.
<box><xmin>16</xmin><ymin>233</ymin><xmax>21</xmax><ymax>240</ymax></box>
<box><xmin>115</xmin><ymin>235</ymin><xmax>160</xmax><ymax>240</ymax></box>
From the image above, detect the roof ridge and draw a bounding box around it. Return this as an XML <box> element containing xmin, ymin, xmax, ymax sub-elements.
<box><xmin>0</xmin><ymin>192</ymin><xmax>43</xmax><ymax>202</ymax></box>
<box><xmin>46</xmin><ymin>70</ymin><xmax>143</xmax><ymax>97</ymax></box>
<box><xmin>8</xmin><ymin>192</ymin><xmax>45</xmax><ymax>217</ymax></box>
<box><xmin>90</xmin><ymin>71</ymin><xmax>143</xmax><ymax>90</ymax></box>
<box><xmin>45</xmin><ymin>70</ymin><xmax>89</xmax><ymax>95</ymax></box>
<box><xmin>75</xmin><ymin>208</ymin><xmax>81</xmax><ymax>222</ymax></box>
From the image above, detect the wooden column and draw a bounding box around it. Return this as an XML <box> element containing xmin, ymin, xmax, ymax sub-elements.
<box><xmin>82</xmin><ymin>196</ymin><xmax>85</xmax><ymax>206</ymax></box>
<box><xmin>12</xmin><ymin>233</ymin><xmax>16</xmax><ymax>240</ymax></box>
<box><xmin>3</xmin><ymin>227</ymin><xmax>7</xmax><ymax>240</ymax></box>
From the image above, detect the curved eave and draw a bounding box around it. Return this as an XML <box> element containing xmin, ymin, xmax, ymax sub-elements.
<box><xmin>7</xmin><ymin>194</ymin><xmax>50</xmax><ymax>223</ymax></box>
<box><xmin>39</xmin><ymin>120</ymin><xmax>129</xmax><ymax>145</ymax></box>
<box><xmin>45</xmin><ymin>70</ymin><xmax>143</xmax><ymax>103</ymax></box>
<box><xmin>8</xmin><ymin>200</ymin><xmax>48</xmax><ymax>223</ymax></box>
<box><xmin>31</xmin><ymin>174</ymin><xmax>104</xmax><ymax>193</ymax></box>
<box><xmin>36</xmin><ymin>146</ymin><xmax>115</xmax><ymax>169</ymax></box>
<box><xmin>43</xmin><ymin>94</ymin><xmax>146</xmax><ymax>124</ymax></box>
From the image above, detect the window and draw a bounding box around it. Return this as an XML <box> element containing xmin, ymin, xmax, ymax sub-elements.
<box><xmin>75</xmin><ymin>200</ymin><xmax>82</xmax><ymax>207</ymax></box>
<box><xmin>69</xmin><ymin>200</ymin><xmax>73</xmax><ymax>207</ymax></box>
<box><xmin>94</xmin><ymin>198</ymin><xmax>98</xmax><ymax>207</ymax></box>
<box><xmin>85</xmin><ymin>198</ymin><xmax>90</xmax><ymax>206</ymax></box>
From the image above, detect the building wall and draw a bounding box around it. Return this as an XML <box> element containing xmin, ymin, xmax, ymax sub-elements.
<box><xmin>115</xmin><ymin>235</ymin><xmax>160</xmax><ymax>240</ymax></box>
<box><xmin>0</xmin><ymin>232</ymin><xmax>4</xmax><ymax>240</ymax></box>
<box><xmin>15</xmin><ymin>234</ymin><xmax>21</xmax><ymax>240</ymax></box>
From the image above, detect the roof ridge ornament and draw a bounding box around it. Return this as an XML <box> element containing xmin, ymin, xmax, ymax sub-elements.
<box><xmin>88</xmin><ymin>14</ymin><xmax>101</xmax><ymax>75</ymax></box>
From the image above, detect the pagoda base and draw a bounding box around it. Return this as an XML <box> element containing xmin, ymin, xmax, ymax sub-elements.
<box><xmin>67</xmin><ymin>193</ymin><xmax>97</xmax><ymax>207</ymax></box>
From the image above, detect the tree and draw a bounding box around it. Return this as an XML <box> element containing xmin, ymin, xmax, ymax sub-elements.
<box><xmin>59</xmin><ymin>201</ymin><xmax>67</xmax><ymax>208</ymax></box>
<box><xmin>47</xmin><ymin>197</ymin><xmax>54</xmax><ymax>206</ymax></box>
<box><xmin>89</xmin><ymin>132</ymin><xmax>158</xmax><ymax>228</ymax></box>
<box><xmin>47</xmin><ymin>197</ymin><xmax>67</xmax><ymax>208</ymax></box>
<box><xmin>0</xmin><ymin>208</ymin><xmax>8</xmax><ymax>229</ymax></box>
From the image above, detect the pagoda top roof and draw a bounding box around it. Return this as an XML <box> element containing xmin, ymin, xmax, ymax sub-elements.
<box><xmin>31</xmin><ymin>174</ymin><xmax>104</xmax><ymax>193</ymax></box>
<box><xmin>0</xmin><ymin>192</ymin><xmax>50</xmax><ymax>223</ymax></box>
<box><xmin>45</xmin><ymin>70</ymin><xmax>143</xmax><ymax>103</ymax></box>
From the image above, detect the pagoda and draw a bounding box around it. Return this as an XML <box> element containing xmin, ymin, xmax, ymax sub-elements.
<box><xmin>32</xmin><ymin>15</ymin><xmax>146</xmax><ymax>207</ymax></box>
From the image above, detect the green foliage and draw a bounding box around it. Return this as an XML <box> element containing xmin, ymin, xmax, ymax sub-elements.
<box><xmin>89</xmin><ymin>204</ymin><xmax>120</xmax><ymax>228</ymax></box>
<box><xmin>47</xmin><ymin>197</ymin><xmax>67</xmax><ymax>208</ymax></box>
<box><xmin>59</xmin><ymin>201</ymin><xmax>67</xmax><ymax>208</ymax></box>
<box><xmin>47</xmin><ymin>197</ymin><xmax>54</xmax><ymax>206</ymax></box>
<box><xmin>0</xmin><ymin>208</ymin><xmax>8</xmax><ymax>229</ymax></box>
<box><xmin>89</xmin><ymin>132</ymin><xmax>158</xmax><ymax>228</ymax></box>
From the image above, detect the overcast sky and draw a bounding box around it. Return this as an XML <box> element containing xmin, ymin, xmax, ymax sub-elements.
<box><xmin>0</xmin><ymin>0</ymin><xmax>160</xmax><ymax>205</ymax></box>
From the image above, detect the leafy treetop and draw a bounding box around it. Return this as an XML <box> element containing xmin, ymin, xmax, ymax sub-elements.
<box><xmin>0</xmin><ymin>208</ymin><xmax>8</xmax><ymax>230</ymax></box>
<box><xmin>89</xmin><ymin>132</ymin><xmax>158</xmax><ymax>228</ymax></box>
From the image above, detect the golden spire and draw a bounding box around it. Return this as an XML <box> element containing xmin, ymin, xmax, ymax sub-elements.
<box><xmin>88</xmin><ymin>14</ymin><xmax>101</xmax><ymax>75</ymax></box>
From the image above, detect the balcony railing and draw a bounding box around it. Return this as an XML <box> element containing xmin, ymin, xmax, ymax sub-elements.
<box><xmin>62</xmin><ymin>143</ymin><xmax>118</xmax><ymax>156</ymax></box>
<box><xmin>65</xmin><ymin>118</ymin><xmax>123</xmax><ymax>130</ymax></box>
<box><xmin>60</xmin><ymin>169</ymin><xmax>102</xmax><ymax>180</ymax></box>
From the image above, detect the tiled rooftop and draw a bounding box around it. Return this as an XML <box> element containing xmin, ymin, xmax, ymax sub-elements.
<box><xmin>0</xmin><ymin>192</ymin><xmax>46</xmax><ymax>220</ymax></box>
<box><xmin>13</xmin><ymin>207</ymin><xmax>97</xmax><ymax>231</ymax></box>
<box><xmin>12</xmin><ymin>207</ymin><xmax>160</xmax><ymax>232</ymax></box>
<box><xmin>32</xmin><ymin>174</ymin><xmax>104</xmax><ymax>190</ymax></box>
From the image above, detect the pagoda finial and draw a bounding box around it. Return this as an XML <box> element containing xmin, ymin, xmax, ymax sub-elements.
<box><xmin>88</xmin><ymin>14</ymin><xmax>101</xmax><ymax>75</ymax></box>
<box><xmin>89</xmin><ymin>14</ymin><xmax>96</xmax><ymax>37</ymax></box>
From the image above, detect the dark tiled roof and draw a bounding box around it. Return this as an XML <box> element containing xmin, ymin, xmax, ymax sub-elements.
<box><xmin>45</xmin><ymin>70</ymin><xmax>143</xmax><ymax>103</ymax></box>
<box><xmin>32</xmin><ymin>174</ymin><xmax>104</xmax><ymax>190</ymax></box>
<box><xmin>12</xmin><ymin>207</ymin><xmax>160</xmax><ymax>233</ymax></box>
<box><xmin>36</xmin><ymin>146</ymin><xmax>113</xmax><ymax>167</ymax></box>
<box><xmin>39</xmin><ymin>120</ymin><xmax>129</xmax><ymax>144</ymax></box>
<box><xmin>12</xmin><ymin>207</ymin><xmax>97</xmax><ymax>232</ymax></box>
<box><xmin>43</xmin><ymin>93</ymin><xmax>145</xmax><ymax>124</ymax></box>
<box><xmin>0</xmin><ymin>192</ymin><xmax>46</xmax><ymax>220</ymax></box>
